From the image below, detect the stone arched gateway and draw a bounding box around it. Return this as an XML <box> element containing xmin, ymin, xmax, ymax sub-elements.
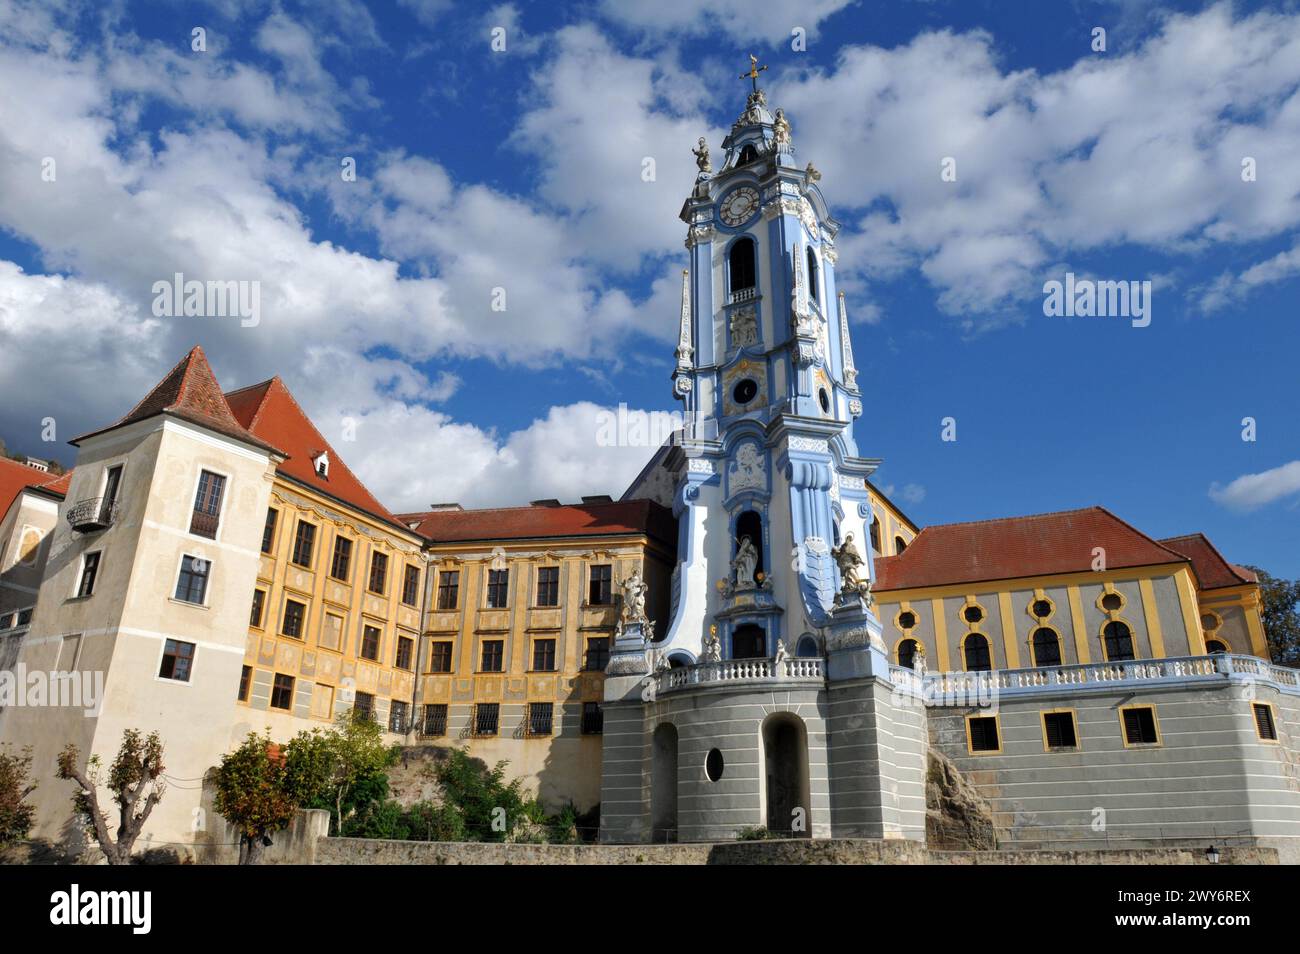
<box><xmin>761</xmin><ymin>713</ymin><xmax>811</xmax><ymax>837</ymax></box>
<box><xmin>650</xmin><ymin>723</ymin><xmax>679</xmax><ymax>843</ymax></box>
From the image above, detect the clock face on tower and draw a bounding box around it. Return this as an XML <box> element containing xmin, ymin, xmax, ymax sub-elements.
<box><xmin>720</xmin><ymin>187</ymin><xmax>760</xmax><ymax>227</ymax></box>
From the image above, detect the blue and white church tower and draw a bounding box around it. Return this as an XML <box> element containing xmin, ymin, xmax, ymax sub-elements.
<box><xmin>603</xmin><ymin>67</ymin><xmax>928</xmax><ymax>844</ymax></box>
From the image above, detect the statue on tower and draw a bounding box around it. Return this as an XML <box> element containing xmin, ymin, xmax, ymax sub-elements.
<box><xmin>692</xmin><ymin>137</ymin><xmax>712</xmax><ymax>175</ymax></box>
<box><xmin>616</xmin><ymin>570</ymin><xmax>651</xmax><ymax>637</ymax></box>
<box><xmin>773</xmin><ymin>108</ymin><xmax>791</xmax><ymax>148</ymax></box>
<box><xmin>732</xmin><ymin>535</ymin><xmax>759</xmax><ymax>590</ymax></box>
<box><xmin>831</xmin><ymin>532</ymin><xmax>872</xmax><ymax>605</ymax></box>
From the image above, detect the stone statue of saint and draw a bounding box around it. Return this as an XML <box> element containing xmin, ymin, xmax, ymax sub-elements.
<box><xmin>773</xmin><ymin>108</ymin><xmax>791</xmax><ymax>146</ymax></box>
<box><xmin>772</xmin><ymin>639</ymin><xmax>787</xmax><ymax>670</ymax></box>
<box><xmin>692</xmin><ymin>137</ymin><xmax>711</xmax><ymax>174</ymax></box>
<box><xmin>805</xmin><ymin>161</ymin><xmax>821</xmax><ymax>182</ymax></box>
<box><xmin>733</xmin><ymin>535</ymin><xmax>758</xmax><ymax>589</ymax></box>
<box><xmin>618</xmin><ymin>571</ymin><xmax>649</xmax><ymax>628</ymax></box>
<box><xmin>702</xmin><ymin>629</ymin><xmax>722</xmax><ymax>663</ymax></box>
<box><xmin>831</xmin><ymin>532</ymin><xmax>869</xmax><ymax>598</ymax></box>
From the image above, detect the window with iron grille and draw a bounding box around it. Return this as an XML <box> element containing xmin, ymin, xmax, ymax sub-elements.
<box><xmin>76</xmin><ymin>551</ymin><xmax>101</xmax><ymax>598</ymax></box>
<box><xmin>486</xmin><ymin>568</ymin><xmax>509</xmax><ymax>608</ymax></box>
<box><xmin>280</xmin><ymin>599</ymin><xmax>306</xmax><ymax>638</ymax></box>
<box><xmin>1253</xmin><ymin>703</ymin><xmax>1278</xmax><ymax>741</ymax></box>
<box><xmin>588</xmin><ymin>564</ymin><xmax>612</xmax><ymax>605</ymax></box>
<box><xmin>963</xmin><ymin>633</ymin><xmax>991</xmax><ymax>672</ymax></box>
<box><xmin>968</xmin><ymin>716</ymin><xmax>1000</xmax><ymax>752</ymax></box>
<box><xmin>360</xmin><ymin>625</ymin><xmax>381</xmax><ymax>661</ymax></box>
<box><xmin>330</xmin><ymin>536</ymin><xmax>352</xmax><ymax>581</ymax></box>
<box><xmin>354</xmin><ymin>691</ymin><xmax>374</xmax><ymax>721</ymax></box>
<box><xmin>158</xmin><ymin>639</ymin><xmax>195</xmax><ymax>681</ymax></box>
<box><xmin>474</xmin><ymin>702</ymin><xmax>499</xmax><ymax>736</ymax></box>
<box><xmin>581</xmin><ymin>701</ymin><xmax>603</xmax><ymax>735</ymax></box>
<box><xmin>536</xmin><ymin>566</ymin><xmax>559</xmax><ymax>607</ymax></box>
<box><xmin>249</xmin><ymin>589</ymin><xmax>265</xmax><ymax>628</ymax></box>
<box><xmin>1043</xmin><ymin>711</ymin><xmax>1078</xmax><ymax>749</ymax></box>
<box><xmin>368</xmin><ymin>551</ymin><xmax>388</xmax><ymax>595</ymax></box>
<box><xmin>395</xmin><ymin>635</ymin><xmax>414</xmax><ymax>670</ymax></box>
<box><xmin>480</xmin><ymin>639</ymin><xmax>503</xmax><ymax>672</ymax></box>
<box><xmin>584</xmin><ymin>637</ymin><xmax>609</xmax><ymax>671</ymax></box>
<box><xmin>270</xmin><ymin>673</ymin><xmax>294</xmax><ymax>710</ymax></box>
<box><xmin>388</xmin><ymin>700</ymin><xmax>408</xmax><ymax>734</ymax></box>
<box><xmin>422</xmin><ymin>704</ymin><xmax>448</xmax><ymax>737</ymax></box>
<box><xmin>402</xmin><ymin>564</ymin><xmax>420</xmax><ymax>606</ymax></box>
<box><xmin>189</xmin><ymin>470</ymin><xmax>226</xmax><ymax>538</ymax></box>
<box><xmin>1103</xmin><ymin>621</ymin><xmax>1135</xmax><ymax>661</ymax></box>
<box><xmin>1031</xmin><ymin>628</ymin><xmax>1062</xmax><ymax>667</ymax></box>
<box><xmin>238</xmin><ymin>665</ymin><xmax>251</xmax><ymax>701</ymax></box>
<box><xmin>261</xmin><ymin>508</ymin><xmax>278</xmax><ymax>554</ymax></box>
<box><xmin>428</xmin><ymin>641</ymin><xmax>453</xmax><ymax>673</ymax></box>
<box><xmin>532</xmin><ymin>638</ymin><xmax>556</xmax><ymax>672</ymax></box>
<box><xmin>174</xmin><ymin>555</ymin><xmax>210</xmax><ymax>605</ymax></box>
<box><xmin>1122</xmin><ymin>706</ymin><xmax>1159</xmax><ymax>745</ymax></box>
<box><xmin>291</xmin><ymin>520</ymin><xmax>316</xmax><ymax>568</ymax></box>
<box><xmin>437</xmin><ymin>570</ymin><xmax>459</xmax><ymax>609</ymax></box>
<box><xmin>527</xmin><ymin>702</ymin><xmax>554</xmax><ymax>737</ymax></box>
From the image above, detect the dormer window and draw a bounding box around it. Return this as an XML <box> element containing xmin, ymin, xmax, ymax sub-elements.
<box><xmin>313</xmin><ymin>452</ymin><xmax>329</xmax><ymax>478</ymax></box>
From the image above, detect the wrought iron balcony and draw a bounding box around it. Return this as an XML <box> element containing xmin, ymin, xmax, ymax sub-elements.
<box><xmin>66</xmin><ymin>497</ymin><xmax>118</xmax><ymax>533</ymax></box>
<box><xmin>188</xmin><ymin>509</ymin><xmax>220</xmax><ymax>539</ymax></box>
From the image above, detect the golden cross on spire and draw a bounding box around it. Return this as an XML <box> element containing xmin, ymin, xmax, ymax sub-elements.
<box><xmin>739</xmin><ymin>53</ymin><xmax>768</xmax><ymax>93</ymax></box>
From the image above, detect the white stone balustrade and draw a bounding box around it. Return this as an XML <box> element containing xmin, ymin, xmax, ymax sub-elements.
<box><xmin>656</xmin><ymin>656</ymin><xmax>824</xmax><ymax>694</ymax></box>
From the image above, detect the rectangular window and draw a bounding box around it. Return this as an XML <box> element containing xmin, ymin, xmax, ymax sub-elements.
<box><xmin>480</xmin><ymin>639</ymin><xmax>504</xmax><ymax>673</ymax></box>
<box><xmin>158</xmin><ymin>639</ymin><xmax>195</xmax><ymax>682</ymax></box>
<box><xmin>395</xmin><ymin>635</ymin><xmax>414</xmax><ymax>670</ymax></box>
<box><xmin>1042</xmin><ymin>711</ymin><xmax>1078</xmax><ymax>750</ymax></box>
<box><xmin>270</xmin><ymin>673</ymin><xmax>294</xmax><ymax>710</ymax></box>
<box><xmin>76</xmin><ymin>551</ymin><xmax>101</xmax><ymax>598</ymax></box>
<box><xmin>261</xmin><ymin>508</ymin><xmax>278</xmax><ymax>554</ymax></box>
<box><xmin>1253</xmin><ymin>703</ymin><xmax>1278</xmax><ymax>741</ymax></box>
<box><xmin>422</xmin><ymin>704</ymin><xmax>448</xmax><ymax>737</ymax></box>
<box><xmin>174</xmin><ymin>555</ymin><xmax>210</xmax><ymax>605</ymax></box>
<box><xmin>281</xmin><ymin>599</ymin><xmax>306</xmax><ymax>638</ymax></box>
<box><xmin>474</xmin><ymin>702</ymin><xmax>500</xmax><ymax>736</ymax></box>
<box><xmin>291</xmin><ymin>521</ymin><xmax>316</xmax><ymax>568</ymax></box>
<box><xmin>402</xmin><ymin>564</ymin><xmax>420</xmax><ymax>607</ymax></box>
<box><xmin>584</xmin><ymin>637</ymin><xmax>610</xmax><ymax>671</ymax></box>
<box><xmin>588</xmin><ymin>564</ymin><xmax>612</xmax><ymax>605</ymax></box>
<box><xmin>102</xmin><ymin>465</ymin><xmax>123</xmax><ymax>521</ymax></box>
<box><xmin>190</xmin><ymin>470</ymin><xmax>226</xmax><ymax>538</ymax></box>
<box><xmin>360</xmin><ymin>625</ymin><xmax>381</xmax><ymax>661</ymax></box>
<box><xmin>532</xmin><ymin>638</ymin><xmax>556</xmax><ymax>672</ymax></box>
<box><xmin>967</xmin><ymin>716</ymin><xmax>1001</xmax><ymax>753</ymax></box>
<box><xmin>389</xmin><ymin>700</ymin><xmax>408</xmax><ymax>734</ymax></box>
<box><xmin>436</xmin><ymin>570</ymin><xmax>459</xmax><ymax>610</ymax></box>
<box><xmin>249</xmin><ymin>589</ymin><xmax>266</xmax><ymax>628</ymax></box>
<box><xmin>354</xmin><ymin>691</ymin><xmax>374</xmax><ymax>721</ymax></box>
<box><xmin>368</xmin><ymin>551</ymin><xmax>389</xmax><ymax>595</ymax></box>
<box><xmin>527</xmin><ymin>702</ymin><xmax>554</xmax><ymax>737</ymax></box>
<box><xmin>238</xmin><ymin>665</ymin><xmax>251</xmax><ymax>701</ymax></box>
<box><xmin>581</xmin><ymin>701</ymin><xmax>604</xmax><ymax>735</ymax></box>
<box><xmin>428</xmin><ymin>641</ymin><xmax>453</xmax><ymax>673</ymax></box>
<box><xmin>486</xmin><ymin>568</ymin><xmax>509</xmax><ymax>608</ymax></box>
<box><xmin>57</xmin><ymin>634</ymin><xmax>82</xmax><ymax>671</ymax></box>
<box><xmin>330</xmin><ymin>536</ymin><xmax>353</xmax><ymax>581</ymax></box>
<box><xmin>1121</xmin><ymin>706</ymin><xmax>1160</xmax><ymax>746</ymax></box>
<box><xmin>536</xmin><ymin>566</ymin><xmax>560</xmax><ymax>607</ymax></box>
<box><xmin>320</xmin><ymin>612</ymin><xmax>343</xmax><ymax>651</ymax></box>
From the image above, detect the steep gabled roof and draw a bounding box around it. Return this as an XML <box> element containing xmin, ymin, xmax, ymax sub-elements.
<box><xmin>71</xmin><ymin>346</ymin><xmax>281</xmax><ymax>455</ymax></box>
<box><xmin>1158</xmin><ymin>534</ymin><xmax>1257</xmax><ymax>590</ymax></box>
<box><xmin>0</xmin><ymin>458</ymin><xmax>70</xmax><ymax>522</ymax></box>
<box><xmin>400</xmin><ymin>499</ymin><xmax>677</xmax><ymax>546</ymax></box>
<box><xmin>873</xmin><ymin>506</ymin><xmax>1189</xmax><ymax>591</ymax></box>
<box><xmin>225</xmin><ymin>376</ymin><xmax>404</xmax><ymax>531</ymax></box>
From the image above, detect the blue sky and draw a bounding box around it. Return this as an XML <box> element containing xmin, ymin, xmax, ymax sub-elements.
<box><xmin>0</xmin><ymin>0</ymin><xmax>1298</xmax><ymax>576</ymax></box>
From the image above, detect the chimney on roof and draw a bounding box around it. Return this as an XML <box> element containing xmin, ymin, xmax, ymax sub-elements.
<box><xmin>530</xmin><ymin>499</ymin><xmax>562</xmax><ymax>507</ymax></box>
<box><xmin>426</xmin><ymin>503</ymin><xmax>463</xmax><ymax>511</ymax></box>
<box><xmin>581</xmin><ymin>495</ymin><xmax>613</xmax><ymax>504</ymax></box>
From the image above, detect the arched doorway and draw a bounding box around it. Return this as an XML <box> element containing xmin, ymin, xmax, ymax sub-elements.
<box><xmin>762</xmin><ymin>714</ymin><xmax>811</xmax><ymax>837</ymax></box>
<box><xmin>732</xmin><ymin>623</ymin><xmax>766</xmax><ymax>659</ymax></box>
<box><xmin>651</xmin><ymin>723</ymin><xmax>678</xmax><ymax>843</ymax></box>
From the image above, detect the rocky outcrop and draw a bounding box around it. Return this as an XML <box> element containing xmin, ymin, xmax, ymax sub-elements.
<box><xmin>926</xmin><ymin>749</ymin><xmax>996</xmax><ymax>850</ymax></box>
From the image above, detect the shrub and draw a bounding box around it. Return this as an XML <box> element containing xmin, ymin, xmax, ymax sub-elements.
<box><xmin>0</xmin><ymin>745</ymin><xmax>36</xmax><ymax>847</ymax></box>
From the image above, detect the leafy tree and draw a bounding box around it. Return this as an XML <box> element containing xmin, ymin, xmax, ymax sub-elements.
<box><xmin>433</xmin><ymin>747</ymin><xmax>543</xmax><ymax>843</ymax></box>
<box><xmin>56</xmin><ymin>729</ymin><xmax>165</xmax><ymax>865</ymax></box>
<box><xmin>0</xmin><ymin>745</ymin><xmax>36</xmax><ymax>847</ymax></box>
<box><xmin>292</xmin><ymin>713</ymin><xmax>398</xmax><ymax>834</ymax></box>
<box><xmin>402</xmin><ymin>799</ymin><xmax>466</xmax><ymax>842</ymax></box>
<box><xmin>213</xmin><ymin>732</ymin><xmax>303</xmax><ymax>865</ymax></box>
<box><xmin>1245</xmin><ymin>566</ymin><xmax>1300</xmax><ymax>667</ymax></box>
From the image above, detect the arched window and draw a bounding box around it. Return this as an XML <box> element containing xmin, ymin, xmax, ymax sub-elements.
<box><xmin>1103</xmin><ymin>621</ymin><xmax>1135</xmax><ymax>661</ymax></box>
<box><xmin>1205</xmin><ymin>639</ymin><xmax>1228</xmax><ymax>655</ymax></box>
<box><xmin>796</xmin><ymin>635</ymin><xmax>819</xmax><ymax>658</ymax></box>
<box><xmin>735</xmin><ymin>510</ymin><xmax>764</xmax><ymax>579</ymax></box>
<box><xmin>897</xmin><ymin>638</ymin><xmax>920</xmax><ymax>670</ymax></box>
<box><xmin>964</xmin><ymin>633</ymin><xmax>992</xmax><ymax>672</ymax></box>
<box><xmin>1031</xmin><ymin>628</ymin><xmax>1062</xmax><ymax>667</ymax></box>
<box><xmin>894</xmin><ymin>535</ymin><xmax>908</xmax><ymax>554</ymax></box>
<box><xmin>869</xmin><ymin>517</ymin><xmax>881</xmax><ymax>554</ymax></box>
<box><xmin>806</xmin><ymin>246</ymin><xmax>819</xmax><ymax>302</ymax></box>
<box><xmin>738</xmin><ymin>144</ymin><xmax>758</xmax><ymax>165</ymax></box>
<box><xmin>729</xmin><ymin>237</ymin><xmax>756</xmax><ymax>295</ymax></box>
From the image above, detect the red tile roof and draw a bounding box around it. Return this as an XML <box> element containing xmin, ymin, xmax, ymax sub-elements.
<box><xmin>400</xmin><ymin>499</ymin><xmax>677</xmax><ymax>546</ymax></box>
<box><xmin>71</xmin><ymin>346</ymin><xmax>281</xmax><ymax>455</ymax></box>
<box><xmin>0</xmin><ymin>457</ymin><xmax>70</xmax><ymax>521</ymax></box>
<box><xmin>225</xmin><ymin>376</ymin><xmax>405</xmax><ymax>532</ymax></box>
<box><xmin>1157</xmin><ymin>534</ymin><xmax>1257</xmax><ymax>590</ymax></box>
<box><xmin>873</xmin><ymin>506</ymin><xmax>1188</xmax><ymax>591</ymax></box>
